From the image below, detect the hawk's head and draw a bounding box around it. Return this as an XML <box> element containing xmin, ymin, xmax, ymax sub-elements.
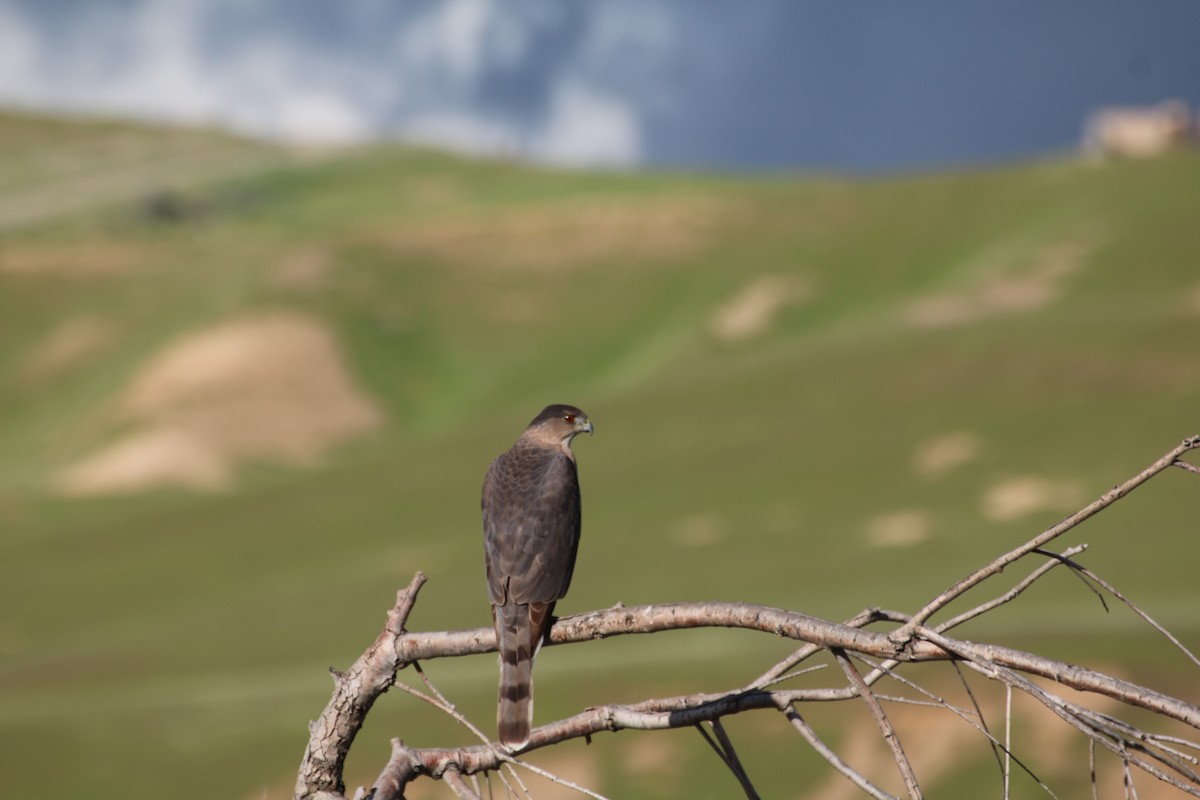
<box><xmin>527</xmin><ymin>404</ymin><xmax>593</xmax><ymax>445</ymax></box>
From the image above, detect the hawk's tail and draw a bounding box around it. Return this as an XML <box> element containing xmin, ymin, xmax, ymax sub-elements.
<box><xmin>494</xmin><ymin>601</ymin><xmax>552</xmax><ymax>749</ymax></box>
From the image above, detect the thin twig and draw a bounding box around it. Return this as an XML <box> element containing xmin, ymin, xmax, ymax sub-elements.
<box><xmin>499</xmin><ymin>756</ymin><xmax>531</xmax><ymax>799</ymax></box>
<box><xmin>753</xmin><ymin>663</ymin><xmax>828</xmax><ymax>689</ymax></box>
<box><xmin>783</xmin><ymin>704</ymin><xmax>900</xmax><ymax>800</ymax></box>
<box><xmin>1072</xmin><ymin>705</ymin><xmax>1200</xmax><ymax>768</ymax></box>
<box><xmin>1059</xmin><ymin>560</ymin><xmax>1200</xmax><ymax>669</ymax></box>
<box><xmin>710</xmin><ymin>719</ymin><xmax>762</xmax><ymax>800</ymax></box>
<box><xmin>697</xmin><ymin>721</ymin><xmax>761</xmax><ymax>800</ymax></box>
<box><xmin>1004</xmin><ymin>684</ymin><xmax>1012</xmax><ymax>800</ymax></box>
<box><xmin>695</xmin><ymin>724</ymin><xmax>732</xmax><ymax>769</ymax></box>
<box><xmin>1031</xmin><ymin>547</ymin><xmax>1110</xmax><ymax>612</ymax></box>
<box><xmin>929</xmin><ymin>630</ymin><xmax>1200</xmax><ymax>796</ymax></box>
<box><xmin>749</xmin><ymin>607</ymin><xmax>888</xmax><ymax>690</ymax></box>
<box><xmin>1046</xmin><ymin>697</ymin><xmax>1200</xmax><ymax>782</ymax></box>
<box><xmin>497</xmin><ymin>754</ymin><xmax>612</xmax><ymax>800</ymax></box>
<box><xmin>855</xmin><ymin>655</ymin><xmax>1057</xmax><ymax>798</ymax></box>
<box><xmin>893</xmin><ymin>436</ymin><xmax>1200</xmax><ymax>640</ymax></box>
<box><xmin>1147</xmin><ymin>733</ymin><xmax>1200</xmax><ymax>754</ymax></box>
<box><xmin>1123</xmin><ymin>749</ymin><xmax>1138</xmax><ymax>800</ymax></box>
<box><xmin>401</xmin><ymin>665</ymin><xmax>526</xmax><ymax>797</ymax></box>
<box><xmin>854</xmin><ymin>545</ymin><xmax>1091</xmax><ymax>701</ymax></box>
<box><xmin>834</xmin><ymin>648</ymin><xmax>923</xmax><ymax>800</ymax></box>
<box><xmin>951</xmin><ymin>661</ymin><xmax>1005</xmax><ymax>777</ymax></box>
<box><xmin>937</xmin><ymin>545</ymin><xmax>1090</xmax><ymax>632</ymax></box>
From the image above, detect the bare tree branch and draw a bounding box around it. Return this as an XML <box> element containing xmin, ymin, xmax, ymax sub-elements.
<box><xmin>295</xmin><ymin>571</ymin><xmax>426</xmax><ymax>800</ymax></box>
<box><xmin>892</xmin><ymin>435</ymin><xmax>1200</xmax><ymax>641</ymax></box>
<box><xmin>366</xmin><ymin>739</ymin><xmax>419</xmax><ymax>800</ymax></box>
<box><xmin>858</xmin><ymin>655</ymin><xmax>1058</xmax><ymax>798</ymax></box>
<box><xmin>919</xmin><ymin>628</ymin><xmax>1200</xmax><ymax>797</ymax></box>
<box><xmin>443</xmin><ymin>767</ymin><xmax>483</xmax><ymax>800</ymax></box>
<box><xmin>294</xmin><ymin>437</ymin><xmax>1200</xmax><ymax>799</ymax></box>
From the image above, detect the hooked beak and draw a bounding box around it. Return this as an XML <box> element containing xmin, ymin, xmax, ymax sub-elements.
<box><xmin>578</xmin><ymin>419</ymin><xmax>594</xmax><ymax>435</ymax></box>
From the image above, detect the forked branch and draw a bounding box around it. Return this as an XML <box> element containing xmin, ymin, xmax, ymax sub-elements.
<box><xmin>295</xmin><ymin>436</ymin><xmax>1200</xmax><ymax>799</ymax></box>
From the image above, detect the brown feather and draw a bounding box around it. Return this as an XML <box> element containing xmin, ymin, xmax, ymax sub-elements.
<box><xmin>483</xmin><ymin>405</ymin><xmax>588</xmax><ymax>747</ymax></box>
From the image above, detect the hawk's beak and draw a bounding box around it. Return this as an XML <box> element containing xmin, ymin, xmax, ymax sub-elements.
<box><xmin>578</xmin><ymin>419</ymin><xmax>594</xmax><ymax>435</ymax></box>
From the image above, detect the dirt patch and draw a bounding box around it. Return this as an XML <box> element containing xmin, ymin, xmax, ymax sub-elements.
<box><xmin>981</xmin><ymin>475</ymin><xmax>1085</xmax><ymax>522</ymax></box>
<box><xmin>57</xmin><ymin>428</ymin><xmax>228</xmax><ymax>494</ymax></box>
<box><xmin>0</xmin><ymin>240</ymin><xmax>150</xmax><ymax>278</ymax></box>
<box><xmin>913</xmin><ymin>430</ymin><xmax>981</xmax><ymax>477</ymax></box>
<box><xmin>905</xmin><ymin>239</ymin><xmax>1091</xmax><ymax>329</ymax></box>
<box><xmin>710</xmin><ymin>274</ymin><xmax>812</xmax><ymax>341</ymax></box>
<box><xmin>377</xmin><ymin>195</ymin><xmax>737</xmax><ymax>270</ymax></box>
<box><xmin>55</xmin><ymin>311</ymin><xmax>381</xmax><ymax>495</ymax></box>
<box><xmin>672</xmin><ymin>514</ymin><xmax>724</xmax><ymax>548</ymax></box>
<box><xmin>20</xmin><ymin>316</ymin><xmax>118</xmax><ymax>384</ymax></box>
<box><xmin>621</xmin><ymin>733</ymin><xmax>684</xmax><ymax>779</ymax></box>
<box><xmin>270</xmin><ymin>246</ymin><xmax>332</xmax><ymax>292</ymax></box>
<box><xmin>865</xmin><ymin>510</ymin><xmax>931</xmax><ymax>547</ymax></box>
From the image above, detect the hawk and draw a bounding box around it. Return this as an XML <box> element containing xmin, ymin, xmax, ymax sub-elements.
<box><xmin>482</xmin><ymin>404</ymin><xmax>593</xmax><ymax>748</ymax></box>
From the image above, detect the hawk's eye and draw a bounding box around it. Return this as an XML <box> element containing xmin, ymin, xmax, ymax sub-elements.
<box><xmin>564</xmin><ymin>414</ymin><xmax>576</xmax><ymax>424</ymax></box>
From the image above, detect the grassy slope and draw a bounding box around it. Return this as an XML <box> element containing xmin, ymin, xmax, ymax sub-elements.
<box><xmin>1</xmin><ymin>111</ymin><xmax>1199</xmax><ymax>798</ymax></box>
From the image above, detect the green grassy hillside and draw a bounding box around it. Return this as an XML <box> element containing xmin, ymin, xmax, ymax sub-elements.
<box><xmin>1</xmin><ymin>110</ymin><xmax>1198</xmax><ymax>799</ymax></box>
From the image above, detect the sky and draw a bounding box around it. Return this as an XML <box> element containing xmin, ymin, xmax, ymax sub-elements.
<box><xmin>0</xmin><ymin>0</ymin><xmax>1198</xmax><ymax>172</ymax></box>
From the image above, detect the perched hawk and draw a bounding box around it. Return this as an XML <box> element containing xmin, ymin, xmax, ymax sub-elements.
<box><xmin>482</xmin><ymin>404</ymin><xmax>593</xmax><ymax>748</ymax></box>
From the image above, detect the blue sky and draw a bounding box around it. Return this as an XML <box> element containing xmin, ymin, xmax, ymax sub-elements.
<box><xmin>1</xmin><ymin>0</ymin><xmax>1197</xmax><ymax>171</ymax></box>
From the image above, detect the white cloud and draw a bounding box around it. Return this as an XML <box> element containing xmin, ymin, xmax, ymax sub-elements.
<box><xmin>0</xmin><ymin>7</ymin><xmax>39</xmax><ymax>104</ymax></box>
<box><xmin>400</xmin><ymin>111</ymin><xmax>524</xmax><ymax>158</ymax></box>
<box><xmin>398</xmin><ymin>0</ymin><xmax>494</xmax><ymax>82</ymax></box>
<box><xmin>0</xmin><ymin>0</ymin><xmax>649</xmax><ymax>163</ymax></box>
<box><xmin>532</xmin><ymin>80</ymin><xmax>640</xmax><ymax>167</ymax></box>
<box><xmin>241</xmin><ymin>91</ymin><xmax>374</xmax><ymax>144</ymax></box>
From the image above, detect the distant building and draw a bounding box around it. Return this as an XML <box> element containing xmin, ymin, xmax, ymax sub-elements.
<box><xmin>1082</xmin><ymin>99</ymin><xmax>1194</xmax><ymax>159</ymax></box>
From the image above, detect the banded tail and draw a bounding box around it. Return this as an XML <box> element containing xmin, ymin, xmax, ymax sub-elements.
<box><xmin>494</xmin><ymin>601</ymin><xmax>553</xmax><ymax>748</ymax></box>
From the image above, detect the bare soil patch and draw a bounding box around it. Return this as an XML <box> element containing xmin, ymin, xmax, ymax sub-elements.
<box><xmin>905</xmin><ymin>239</ymin><xmax>1091</xmax><ymax>329</ymax></box>
<box><xmin>0</xmin><ymin>240</ymin><xmax>151</xmax><ymax>278</ymax></box>
<box><xmin>981</xmin><ymin>475</ymin><xmax>1085</xmax><ymax>522</ymax></box>
<box><xmin>55</xmin><ymin>311</ymin><xmax>381</xmax><ymax>495</ymax></box>
<box><xmin>913</xmin><ymin>430</ymin><xmax>981</xmax><ymax>477</ymax></box>
<box><xmin>711</xmin><ymin>274</ymin><xmax>812</xmax><ymax>341</ymax></box>
<box><xmin>865</xmin><ymin>510</ymin><xmax>931</xmax><ymax>547</ymax></box>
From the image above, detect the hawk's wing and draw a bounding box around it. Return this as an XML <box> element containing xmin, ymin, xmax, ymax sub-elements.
<box><xmin>482</xmin><ymin>443</ymin><xmax>581</xmax><ymax>607</ymax></box>
<box><xmin>483</xmin><ymin>442</ymin><xmax>583</xmax><ymax>748</ymax></box>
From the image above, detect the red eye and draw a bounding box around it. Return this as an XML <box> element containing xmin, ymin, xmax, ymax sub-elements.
<box><xmin>564</xmin><ymin>414</ymin><xmax>576</xmax><ymax>423</ymax></box>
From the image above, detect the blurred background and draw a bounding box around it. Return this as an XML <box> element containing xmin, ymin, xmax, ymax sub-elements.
<box><xmin>2</xmin><ymin>1</ymin><xmax>1199</xmax><ymax>798</ymax></box>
